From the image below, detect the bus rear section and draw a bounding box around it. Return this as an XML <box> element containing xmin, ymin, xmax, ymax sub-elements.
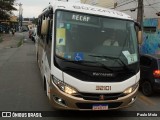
<box><xmin>37</xmin><ymin>2</ymin><xmax>140</xmax><ymax>110</ymax></box>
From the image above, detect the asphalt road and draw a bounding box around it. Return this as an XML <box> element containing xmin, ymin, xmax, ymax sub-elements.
<box><xmin>0</xmin><ymin>32</ymin><xmax>159</xmax><ymax>120</ymax></box>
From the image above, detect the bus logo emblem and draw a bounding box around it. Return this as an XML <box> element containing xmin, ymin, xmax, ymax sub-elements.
<box><xmin>99</xmin><ymin>95</ymin><xmax>105</xmax><ymax>100</ymax></box>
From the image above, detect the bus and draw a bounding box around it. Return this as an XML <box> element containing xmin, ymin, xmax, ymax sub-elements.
<box><xmin>36</xmin><ymin>0</ymin><xmax>142</xmax><ymax>110</ymax></box>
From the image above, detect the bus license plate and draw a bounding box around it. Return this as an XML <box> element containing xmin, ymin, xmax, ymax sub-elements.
<box><xmin>92</xmin><ymin>104</ymin><xmax>108</xmax><ymax>110</ymax></box>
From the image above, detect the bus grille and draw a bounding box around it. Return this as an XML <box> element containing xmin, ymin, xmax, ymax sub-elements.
<box><xmin>73</xmin><ymin>92</ymin><xmax>125</xmax><ymax>100</ymax></box>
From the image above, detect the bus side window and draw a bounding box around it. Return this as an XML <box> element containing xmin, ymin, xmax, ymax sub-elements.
<box><xmin>41</xmin><ymin>16</ymin><xmax>46</xmax><ymax>42</ymax></box>
<box><xmin>45</xmin><ymin>19</ymin><xmax>53</xmax><ymax>67</ymax></box>
<box><xmin>37</xmin><ymin>17</ymin><xmax>45</xmax><ymax>44</ymax></box>
<box><xmin>46</xmin><ymin>20</ymin><xmax>50</xmax><ymax>45</ymax></box>
<box><xmin>49</xmin><ymin>20</ymin><xmax>53</xmax><ymax>42</ymax></box>
<box><xmin>37</xmin><ymin>19</ymin><xmax>41</xmax><ymax>36</ymax></box>
<box><xmin>46</xmin><ymin>19</ymin><xmax>53</xmax><ymax>45</ymax></box>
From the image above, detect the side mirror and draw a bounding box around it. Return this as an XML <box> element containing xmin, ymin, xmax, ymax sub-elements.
<box><xmin>135</xmin><ymin>22</ymin><xmax>142</xmax><ymax>44</ymax></box>
<box><xmin>41</xmin><ymin>20</ymin><xmax>49</xmax><ymax>35</ymax></box>
<box><xmin>138</xmin><ymin>31</ymin><xmax>142</xmax><ymax>44</ymax></box>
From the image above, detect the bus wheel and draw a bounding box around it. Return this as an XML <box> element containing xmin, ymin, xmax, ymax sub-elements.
<box><xmin>44</xmin><ymin>78</ymin><xmax>47</xmax><ymax>96</ymax></box>
<box><xmin>141</xmin><ymin>81</ymin><xmax>153</xmax><ymax>96</ymax></box>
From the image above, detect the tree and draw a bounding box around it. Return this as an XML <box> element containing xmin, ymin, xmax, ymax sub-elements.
<box><xmin>0</xmin><ymin>0</ymin><xmax>17</xmax><ymax>20</ymax></box>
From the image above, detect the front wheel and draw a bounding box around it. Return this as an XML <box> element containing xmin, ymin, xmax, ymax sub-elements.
<box><xmin>141</xmin><ymin>81</ymin><xmax>153</xmax><ymax>96</ymax></box>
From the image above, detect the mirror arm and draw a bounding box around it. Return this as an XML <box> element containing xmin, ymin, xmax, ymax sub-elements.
<box><xmin>134</xmin><ymin>21</ymin><xmax>142</xmax><ymax>31</ymax></box>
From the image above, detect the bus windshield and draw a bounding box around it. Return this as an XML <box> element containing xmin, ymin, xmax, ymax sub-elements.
<box><xmin>55</xmin><ymin>10</ymin><xmax>138</xmax><ymax>67</ymax></box>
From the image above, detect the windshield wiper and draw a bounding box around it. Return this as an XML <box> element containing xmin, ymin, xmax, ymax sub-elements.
<box><xmin>88</xmin><ymin>55</ymin><xmax>130</xmax><ymax>71</ymax></box>
<box><xmin>89</xmin><ymin>55</ymin><xmax>118</xmax><ymax>59</ymax></box>
<box><xmin>63</xmin><ymin>60</ymin><xmax>113</xmax><ymax>72</ymax></box>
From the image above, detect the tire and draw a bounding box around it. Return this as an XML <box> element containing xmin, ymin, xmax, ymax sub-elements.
<box><xmin>44</xmin><ymin>77</ymin><xmax>48</xmax><ymax>96</ymax></box>
<box><xmin>141</xmin><ymin>81</ymin><xmax>153</xmax><ymax>96</ymax></box>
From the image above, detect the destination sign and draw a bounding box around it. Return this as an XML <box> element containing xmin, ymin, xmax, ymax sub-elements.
<box><xmin>72</xmin><ymin>14</ymin><xmax>90</xmax><ymax>22</ymax></box>
<box><xmin>59</xmin><ymin>11</ymin><xmax>99</xmax><ymax>25</ymax></box>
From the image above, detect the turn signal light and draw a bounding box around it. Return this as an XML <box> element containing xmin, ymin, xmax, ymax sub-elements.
<box><xmin>153</xmin><ymin>70</ymin><xmax>160</xmax><ymax>78</ymax></box>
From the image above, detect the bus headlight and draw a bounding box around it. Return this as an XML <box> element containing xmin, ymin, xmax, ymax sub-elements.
<box><xmin>52</xmin><ymin>76</ymin><xmax>77</xmax><ymax>95</ymax></box>
<box><xmin>123</xmin><ymin>83</ymin><xmax>139</xmax><ymax>95</ymax></box>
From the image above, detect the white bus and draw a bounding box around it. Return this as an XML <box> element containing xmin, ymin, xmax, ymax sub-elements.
<box><xmin>36</xmin><ymin>0</ymin><xmax>141</xmax><ymax>110</ymax></box>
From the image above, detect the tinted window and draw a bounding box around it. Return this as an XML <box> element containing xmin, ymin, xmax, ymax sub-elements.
<box><xmin>140</xmin><ymin>56</ymin><xmax>152</xmax><ymax>67</ymax></box>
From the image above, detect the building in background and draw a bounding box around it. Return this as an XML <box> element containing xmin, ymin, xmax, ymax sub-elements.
<box><xmin>140</xmin><ymin>18</ymin><xmax>160</xmax><ymax>54</ymax></box>
<box><xmin>113</xmin><ymin>0</ymin><xmax>160</xmax><ymax>54</ymax></box>
<box><xmin>0</xmin><ymin>16</ymin><xmax>18</xmax><ymax>33</ymax></box>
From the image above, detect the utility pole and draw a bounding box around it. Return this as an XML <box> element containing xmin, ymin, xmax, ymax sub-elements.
<box><xmin>18</xmin><ymin>3</ymin><xmax>23</xmax><ymax>31</ymax></box>
<box><xmin>137</xmin><ymin>0</ymin><xmax>144</xmax><ymax>29</ymax></box>
<box><xmin>137</xmin><ymin>0</ymin><xmax>143</xmax><ymax>45</ymax></box>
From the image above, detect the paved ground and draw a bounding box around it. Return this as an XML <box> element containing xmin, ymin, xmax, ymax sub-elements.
<box><xmin>0</xmin><ymin>32</ymin><xmax>24</xmax><ymax>49</ymax></box>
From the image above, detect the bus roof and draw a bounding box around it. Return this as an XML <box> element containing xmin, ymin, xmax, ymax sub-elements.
<box><xmin>52</xmin><ymin>1</ymin><xmax>133</xmax><ymax>21</ymax></box>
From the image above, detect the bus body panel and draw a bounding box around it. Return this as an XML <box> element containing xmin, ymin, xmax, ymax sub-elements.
<box><xmin>49</xmin><ymin>77</ymin><xmax>139</xmax><ymax>110</ymax></box>
<box><xmin>42</xmin><ymin>50</ymin><xmax>51</xmax><ymax>97</ymax></box>
<box><xmin>38</xmin><ymin>45</ymin><xmax>44</xmax><ymax>77</ymax></box>
<box><xmin>38</xmin><ymin>53</ymin><xmax>139</xmax><ymax>110</ymax></box>
<box><xmin>63</xmin><ymin>71</ymin><xmax>139</xmax><ymax>93</ymax></box>
<box><xmin>52</xmin><ymin>1</ymin><xmax>133</xmax><ymax>21</ymax></box>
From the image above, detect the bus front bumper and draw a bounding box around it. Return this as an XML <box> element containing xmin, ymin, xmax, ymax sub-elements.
<box><xmin>48</xmin><ymin>83</ymin><xmax>139</xmax><ymax>110</ymax></box>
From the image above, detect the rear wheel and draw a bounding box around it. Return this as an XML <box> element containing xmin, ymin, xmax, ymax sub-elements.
<box><xmin>44</xmin><ymin>77</ymin><xmax>48</xmax><ymax>96</ymax></box>
<box><xmin>141</xmin><ymin>81</ymin><xmax>153</xmax><ymax>96</ymax></box>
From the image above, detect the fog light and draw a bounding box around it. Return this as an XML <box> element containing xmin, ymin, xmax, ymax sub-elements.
<box><xmin>129</xmin><ymin>97</ymin><xmax>136</xmax><ymax>105</ymax></box>
<box><xmin>58</xmin><ymin>98</ymin><xmax>62</xmax><ymax>102</ymax></box>
<box><xmin>53</xmin><ymin>96</ymin><xmax>66</xmax><ymax>106</ymax></box>
<box><xmin>131</xmin><ymin>97</ymin><xmax>135</xmax><ymax>102</ymax></box>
